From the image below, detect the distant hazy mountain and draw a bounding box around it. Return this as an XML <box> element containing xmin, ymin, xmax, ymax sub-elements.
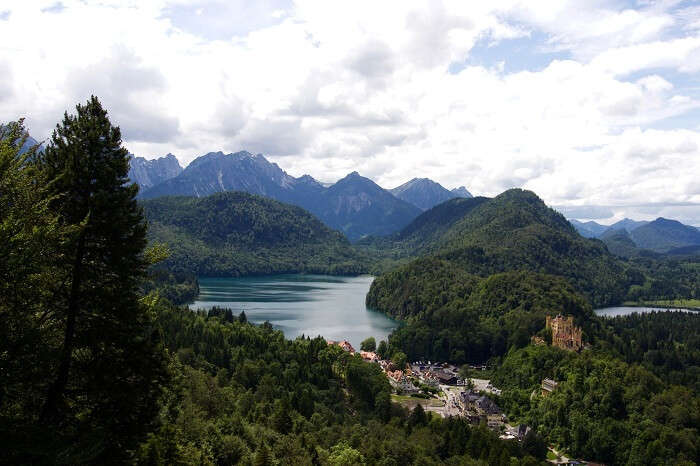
<box><xmin>570</xmin><ymin>219</ymin><xmax>608</xmax><ymax>238</ymax></box>
<box><xmin>129</xmin><ymin>153</ymin><xmax>182</xmax><ymax>190</ymax></box>
<box><xmin>665</xmin><ymin>244</ymin><xmax>700</xmax><ymax>256</ymax></box>
<box><xmin>451</xmin><ymin>186</ymin><xmax>473</xmax><ymax>198</ymax></box>
<box><xmin>569</xmin><ymin>218</ymin><xmax>649</xmax><ymax>239</ymax></box>
<box><xmin>390</xmin><ymin>178</ymin><xmax>459</xmax><ymax>210</ymax></box>
<box><xmin>140</xmin><ymin>152</ymin><xmax>420</xmax><ymax>239</ymax></box>
<box><xmin>605</xmin><ymin>218</ymin><xmax>649</xmax><ymax>233</ymax></box>
<box><xmin>592</xmin><ymin>217</ymin><xmax>700</xmax><ymax>254</ymax></box>
<box><xmin>630</xmin><ymin>218</ymin><xmax>700</xmax><ymax>253</ymax></box>
<box><xmin>311</xmin><ymin>172</ymin><xmax>421</xmax><ymax>239</ymax></box>
<box><xmin>599</xmin><ymin>228</ymin><xmax>640</xmax><ymax>257</ymax></box>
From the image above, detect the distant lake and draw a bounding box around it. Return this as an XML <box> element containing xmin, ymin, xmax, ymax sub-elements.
<box><xmin>595</xmin><ymin>306</ymin><xmax>698</xmax><ymax>317</ymax></box>
<box><xmin>191</xmin><ymin>274</ymin><xmax>397</xmax><ymax>348</ymax></box>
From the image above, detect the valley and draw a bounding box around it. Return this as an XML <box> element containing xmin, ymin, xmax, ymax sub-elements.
<box><xmin>142</xmin><ymin>172</ymin><xmax>699</xmax><ymax>464</ymax></box>
<box><xmin>3</xmin><ymin>110</ymin><xmax>699</xmax><ymax>465</ymax></box>
<box><xmin>5</xmin><ymin>2</ymin><xmax>700</xmax><ymax>464</ymax></box>
<box><xmin>133</xmin><ymin>155</ymin><xmax>700</xmax><ymax>465</ymax></box>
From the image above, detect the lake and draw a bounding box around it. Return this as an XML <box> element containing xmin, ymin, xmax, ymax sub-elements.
<box><xmin>190</xmin><ymin>274</ymin><xmax>397</xmax><ymax>348</ymax></box>
<box><xmin>595</xmin><ymin>306</ymin><xmax>698</xmax><ymax>317</ymax></box>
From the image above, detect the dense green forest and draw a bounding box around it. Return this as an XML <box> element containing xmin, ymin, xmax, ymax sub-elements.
<box><xmin>1</xmin><ymin>100</ymin><xmax>549</xmax><ymax>464</ymax></box>
<box><xmin>142</xmin><ymin>193</ymin><xmax>369</xmax><ymax>278</ymax></box>
<box><xmin>137</xmin><ymin>302</ymin><xmax>548</xmax><ymax>465</ymax></box>
<box><xmin>3</xmin><ymin>97</ymin><xmax>699</xmax><ymax>465</ymax></box>
<box><xmin>368</xmin><ymin>268</ymin><xmax>595</xmax><ymax>364</ymax></box>
<box><xmin>364</xmin><ymin>189</ymin><xmax>631</xmax><ymax>307</ymax></box>
<box><xmin>357</xmin><ymin>197</ymin><xmax>489</xmax><ymax>260</ymax></box>
<box><xmin>364</xmin><ymin>190</ymin><xmax>629</xmax><ymax>365</ymax></box>
<box><xmin>490</xmin><ymin>311</ymin><xmax>700</xmax><ymax>465</ymax></box>
<box><xmin>364</xmin><ymin>182</ymin><xmax>700</xmax><ymax>465</ymax></box>
<box><xmin>366</xmin><ymin>188</ymin><xmax>699</xmax><ymax>365</ymax></box>
<box><xmin>625</xmin><ymin>255</ymin><xmax>700</xmax><ymax>303</ymax></box>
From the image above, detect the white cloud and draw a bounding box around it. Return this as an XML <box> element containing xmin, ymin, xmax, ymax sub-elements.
<box><xmin>0</xmin><ymin>0</ymin><xmax>699</xmax><ymax>224</ymax></box>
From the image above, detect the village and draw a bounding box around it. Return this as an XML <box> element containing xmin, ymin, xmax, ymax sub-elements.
<box><xmin>326</xmin><ymin>337</ymin><xmax>535</xmax><ymax>440</ymax></box>
<box><xmin>328</xmin><ymin>314</ymin><xmax>592</xmax><ymax>465</ymax></box>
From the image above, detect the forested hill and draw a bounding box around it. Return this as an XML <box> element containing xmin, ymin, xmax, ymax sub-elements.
<box><xmin>367</xmin><ymin>189</ymin><xmax>630</xmax><ymax>308</ymax></box>
<box><xmin>2</xmin><ymin>101</ymin><xmax>550</xmax><ymax>465</ymax></box>
<box><xmin>142</xmin><ymin>191</ymin><xmax>368</xmax><ymax>276</ymax></box>
<box><xmin>358</xmin><ymin>196</ymin><xmax>490</xmax><ymax>259</ymax></box>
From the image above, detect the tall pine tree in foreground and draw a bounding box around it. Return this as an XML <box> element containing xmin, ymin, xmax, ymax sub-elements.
<box><xmin>0</xmin><ymin>120</ymin><xmax>61</xmax><ymax>446</ymax></box>
<box><xmin>31</xmin><ymin>96</ymin><xmax>168</xmax><ymax>462</ymax></box>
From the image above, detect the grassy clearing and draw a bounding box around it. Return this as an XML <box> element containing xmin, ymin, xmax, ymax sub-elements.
<box><xmin>623</xmin><ymin>299</ymin><xmax>700</xmax><ymax>310</ymax></box>
<box><xmin>391</xmin><ymin>394</ymin><xmax>444</xmax><ymax>408</ymax></box>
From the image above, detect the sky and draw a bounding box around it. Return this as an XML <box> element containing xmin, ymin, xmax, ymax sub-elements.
<box><xmin>1</xmin><ymin>0</ymin><xmax>699</xmax><ymax>226</ymax></box>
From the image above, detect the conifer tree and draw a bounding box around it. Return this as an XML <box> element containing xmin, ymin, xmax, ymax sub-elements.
<box><xmin>0</xmin><ymin>120</ymin><xmax>60</xmax><ymax>446</ymax></box>
<box><xmin>254</xmin><ymin>444</ymin><xmax>273</xmax><ymax>466</ymax></box>
<box><xmin>360</xmin><ymin>336</ymin><xmax>376</xmax><ymax>352</ymax></box>
<box><xmin>408</xmin><ymin>403</ymin><xmax>427</xmax><ymax>429</ymax></box>
<box><xmin>37</xmin><ymin>96</ymin><xmax>168</xmax><ymax>461</ymax></box>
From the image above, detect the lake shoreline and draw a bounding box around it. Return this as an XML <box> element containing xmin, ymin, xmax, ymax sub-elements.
<box><xmin>190</xmin><ymin>274</ymin><xmax>397</xmax><ymax>348</ymax></box>
<box><xmin>621</xmin><ymin>301</ymin><xmax>700</xmax><ymax>311</ymax></box>
<box><xmin>595</xmin><ymin>305</ymin><xmax>700</xmax><ymax>318</ymax></box>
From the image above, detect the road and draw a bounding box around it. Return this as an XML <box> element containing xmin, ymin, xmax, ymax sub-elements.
<box><xmin>440</xmin><ymin>385</ymin><xmax>464</xmax><ymax>417</ymax></box>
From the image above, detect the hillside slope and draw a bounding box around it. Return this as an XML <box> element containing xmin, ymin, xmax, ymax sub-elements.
<box><xmin>358</xmin><ymin>197</ymin><xmax>489</xmax><ymax>259</ymax></box>
<box><xmin>370</xmin><ymin>189</ymin><xmax>628</xmax><ymax>308</ymax></box>
<box><xmin>143</xmin><ymin>192</ymin><xmax>367</xmax><ymax>276</ymax></box>
<box><xmin>364</xmin><ymin>189</ymin><xmax>630</xmax><ymax>364</ymax></box>
<box><xmin>599</xmin><ymin>228</ymin><xmax>641</xmax><ymax>258</ymax></box>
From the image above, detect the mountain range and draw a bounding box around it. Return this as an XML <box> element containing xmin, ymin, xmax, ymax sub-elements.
<box><xmin>128</xmin><ymin>153</ymin><xmax>182</xmax><ymax>190</ymax></box>
<box><xmin>126</xmin><ymin>150</ymin><xmax>697</xmax><ymax>251</ymax></box>
<box><xmin>133</xmin><ymin>151</ymin><xmax>471</xmax><ymax>240</ymax></box>
<box><xmin>570</xmin><ymin>218</ymin><xmax>649</xmax><ymax>238</ymax></box>
<box><xmin>570</xmin><ymin>217</ymin><xmax>700</xmax><ymax>255</ymax></box>
<box><xmin>389</xmin><ymin>178</ymin><xmax>471</xmax><ymax>211</ymax></box>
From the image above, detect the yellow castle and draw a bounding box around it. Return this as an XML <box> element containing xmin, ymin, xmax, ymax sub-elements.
<box><xmin>546</xmin><ymin>314</ymin><xmax>583</xmax><ymax>352</ymax></box>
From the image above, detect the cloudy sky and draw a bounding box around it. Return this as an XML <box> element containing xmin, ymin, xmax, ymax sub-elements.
<box><xmin>2</xmin><ymin>0</ymin><xmax>700</xmax><ymax>225</ymax></box>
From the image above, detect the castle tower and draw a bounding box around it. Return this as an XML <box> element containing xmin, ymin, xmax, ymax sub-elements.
<box><xmin>545</xmin><ymin>314</ymin><xmax>583</xmax><ymax>352</ymax></box>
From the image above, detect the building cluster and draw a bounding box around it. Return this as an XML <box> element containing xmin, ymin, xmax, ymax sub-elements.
<box><xmin>499</xmin><ymin>424</ymin><xmax>532</xmax><ymax>442</ymax></box>
<box><xmin>386</xmin><ymin>369</ymin><xmax>418</xmax><ymax>393</ymax></box>
<box><xmin>410</xmin><ymin>361</ymin><xmax>465</xmax><ymax>387</ymax></box>
<box><xmin>541</xmin><ymin>378</ymin><xmax>558</xmax><ymax>396</ymax></box>
<box><xmin>325</xmin><ymin>339</ymin><xmax>426</xmax><ymax>393</ymax></box>
<box><xmin>457</xmin><ymin>390</ymin><xmax>505</xmax><ymax>429</ymax></box>
<box><xmin>325</xmin><ymin>340</ymin><xmax>510</xmax><ymax>432</ymax></box>
<box><xmin>359</xmin><ymin>350</ymin><xmax>378</xmax><ymax>362</ymax></box>
<box><xmin>382</xmin><ymin>362</ymin><xmax>454</xmax><ymax>394</ymax></box>
<box><xmin>546</xmin><ymin>314</ymin><xmax>583</xmax><ymax>351</ymax></box>
<box><xmin>326</xmin><ymin>339</ymin><xmax>356</xmax><ymax>353</ymax></box>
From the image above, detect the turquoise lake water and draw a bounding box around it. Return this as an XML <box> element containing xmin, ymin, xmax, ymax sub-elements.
<box><xmin>190</xmin><ymin>274</ymin><xmax>397</xmax><ymax>348</ymax></box>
